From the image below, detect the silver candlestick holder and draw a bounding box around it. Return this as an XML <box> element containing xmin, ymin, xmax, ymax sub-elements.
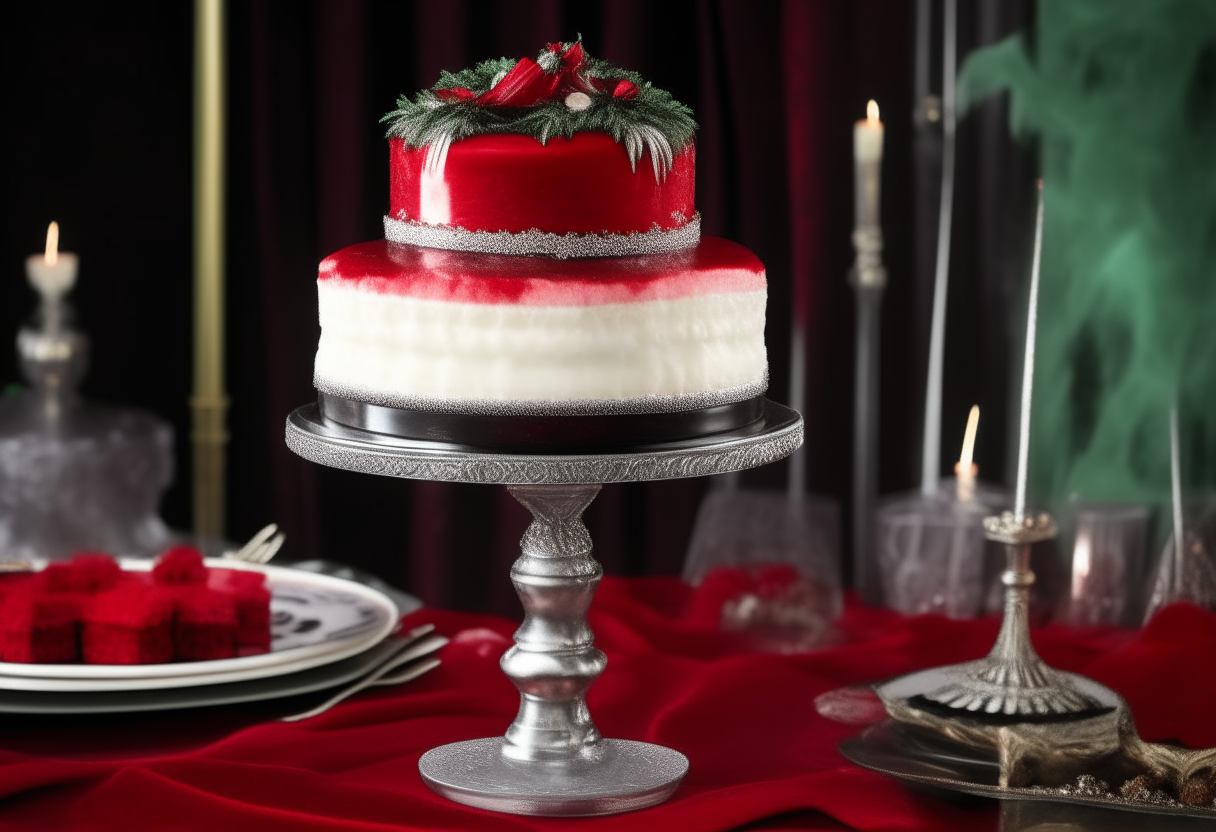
<box><xmin>917</xmin><ymin>511</ymin><xmax>1101</xmax><ymax>716</ymax></box>
<box><xmin>873</xmin><ymin>507</ymin><xmax>1125</xmax><ymax>790</ymax></box>
<box><xmin>850</xmin><ymin>227</ymin><xmax>886</xmax><ymax>605</ymax></box>
<box><xmin>873</xmin><ymin>183</ymin><xmax>1124</xmax><ymax>788</ymax></box>
<box><xmin>286</xmin><ymin>399</ymin><xmax>802</xmax><ymax>816</ymax></box>
<box><xmin>906</xmin><ymin>182</ymin><xmax>1105</xmax><ymax>718</ymax></box>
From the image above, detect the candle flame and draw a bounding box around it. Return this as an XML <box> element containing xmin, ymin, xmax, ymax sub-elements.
<box><xmin>959</xmin><ymin>404</ymin><xmax>979</xmax><ymax>471</ymax></box>
<box><xmin>866</xmin><ymin>99</ymin><xmax>880</xmax><ymax>123</ymax></box>
<box><xmin>1071</xmin><ymin>529</ymin><xmax>1092</xmax><ymax>599</ymax></box>
<box><xmin>45</xmin><ymin>222</ymin><xmax>59</xmax><ymax>266</ymax></box>
<box><xmin>954</xmin><ymin>405</ymin><xmax>979</xmax><ymax>501</ymax></box>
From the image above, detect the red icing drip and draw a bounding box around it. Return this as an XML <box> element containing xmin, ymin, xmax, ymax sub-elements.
<box><xmin>389</xmin><ymin>133</ymin><xmax>695</xmax><ymax>235</ymax></box>
<box><xmin>319</xmin><ymin>238</ymin><xmax>766</xmax><ymax>307</ymax></box>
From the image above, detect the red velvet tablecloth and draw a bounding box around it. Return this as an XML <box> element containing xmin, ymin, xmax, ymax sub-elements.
<box><xmin>1</xmin><ymin>577</ymin><xmax>1213</xmax><ymax>831</ymax></box>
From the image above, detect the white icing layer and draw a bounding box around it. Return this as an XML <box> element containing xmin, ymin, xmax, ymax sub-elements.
<box><xmin>315</xmin><ymin>283</ymin><xmax>768</xmax><ymax>406</ymax></box>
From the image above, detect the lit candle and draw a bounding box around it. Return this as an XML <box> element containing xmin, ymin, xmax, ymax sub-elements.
<box><xmin>853</xmin><ymin>100</ymin><xmax>884</xmax><ymax>232</ymax></box>
<box><xmin>26</xmin><ymin>222</ymin><xmax>78</xmax><ymax>304</ymax></box>
<box><xmin>953</xmin><ymin>405</ymin><xmax>980</xmax><ymax>501</ymax></box>
<box><xmin>1070</xmin><ymin>528</ymin><xmax>1092</xmax><ymax>600</ymax></box>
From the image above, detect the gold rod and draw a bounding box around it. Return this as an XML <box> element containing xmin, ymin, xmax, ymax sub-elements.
<box><xmin>192</xmin><ymin>0</ymin><xmax>228</xmax><ymax>539</ymax></box>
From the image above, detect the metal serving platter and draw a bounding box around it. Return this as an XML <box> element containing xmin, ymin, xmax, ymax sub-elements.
<box><xmin>840</xmin><ymin>720</ymin><xmax>1216</xmax><ymax>822</ymax></box>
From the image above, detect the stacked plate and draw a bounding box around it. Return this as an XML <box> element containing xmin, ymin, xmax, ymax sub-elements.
<box><xmin>0</xmin><ymin>560</ymin><xmax>419</xmax><ymax>714</ymax></box>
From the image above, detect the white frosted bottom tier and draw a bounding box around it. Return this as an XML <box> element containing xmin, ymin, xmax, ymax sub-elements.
<box><xmin>314</xmin><ymin>283</ymin><xmax>768</xmax><ymax>408</ymax></box>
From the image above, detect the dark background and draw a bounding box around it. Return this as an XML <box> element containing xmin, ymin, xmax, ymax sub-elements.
<box><xmin>0</xmin><ymin>0</ymin><xmax>1032</xmax><ymax>615</ymax></box>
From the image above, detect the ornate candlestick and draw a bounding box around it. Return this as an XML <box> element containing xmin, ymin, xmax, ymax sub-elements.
<box><xmin>851</xmin><ymin>99</ymin><xmax>885</xmax><ymax>603</ymax></box>
<box><xmin>878</xmin><ymin>184</ymin><xmax>1116</xmax><ymax>740</ymax></box>
<box><xmin>21</xmin><ymin>222</ymin><xmax>87</xmax><ymax>425</ymax></box>
<box><xmin>922</xmin><ymin>511</ymin><xmax>1101</xmax><ymax>715</ymax></box>
<box><xmin>850</xmin><ymin>217</ymin><xmax>885</xmax><ymax>604</ymax></box>
<box><xmin>1</xmin><ymin>223</ymin><xmax>175</xmax><ymax>561</ymax></box>
<box><xmin>856</xmin><ymin>189</ymin><xmax>1216</xmax><ymax>800</ymax></box>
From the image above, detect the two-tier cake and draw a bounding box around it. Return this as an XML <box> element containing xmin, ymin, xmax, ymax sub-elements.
<box><xmin>312</xmin><ymin>40</ymin><xmax>769</xmax><ymax>448</ymax></box>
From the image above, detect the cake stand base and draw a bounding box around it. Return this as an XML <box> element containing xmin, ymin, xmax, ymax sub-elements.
<box><xmin>419</xmin><ymin>737</ymin><xmax>688</xmax><ymax>817</ymax></box>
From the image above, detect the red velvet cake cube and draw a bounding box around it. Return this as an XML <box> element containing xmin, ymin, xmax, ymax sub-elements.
<box><xmin>208</xmin><ymin>568</ymin><xmax>272</xmax><ymax>653</ymax></box>
<box><xmin>82</xmin><ymin>584</ymin><xmax>174</xmax><ymax>665</ymax></box>
<box><xmin>31</xmin><ymin>554</ymin><xmax>125</xmax><ymax>651</ymax></box>
<box><xmin>0</xmin><ymin>554</ymin><xmax>124</xmax><ymax>663</ymax></box>
<box><xmin>42</xmin><ymin>553</ymin><xmax>122</xmax><ymax>594</ymax></box>
<box><xmin>173</xmin><ymin>587</ymin><xmax>238</xmax><ymax>661</ymax></box>
<box><xmin>0</xmin><ymin>588</ymin><xmax>79</xmax><ymax>663</ymax></box>
<box><xmin>152</xmin><ymin>546</ymin><xmax>208</xmax><ymax>586</ymax></box>
<box><xmin>39</xmin><ymin>562</ymin><xmax>78</xmax><ymax>594</ymax></box>
<box><xmin>0</xmin><ymin>572</ymin><xmax>36</xmax><ymax>602</ymax></box>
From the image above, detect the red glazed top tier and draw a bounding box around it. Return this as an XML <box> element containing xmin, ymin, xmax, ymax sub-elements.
<box><xmin>388</xmin><ymin>133</ymin><xmax>696</xmax><ymax>236</ymax></box>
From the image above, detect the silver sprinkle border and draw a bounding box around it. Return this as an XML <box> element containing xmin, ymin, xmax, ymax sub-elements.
<box><xmin>382</xmin><ymin>213</ymin><xmax>701</xmax><ymax>259</ymax></box>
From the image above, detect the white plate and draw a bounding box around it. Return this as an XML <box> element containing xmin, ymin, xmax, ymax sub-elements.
<box><xmin>0</xmin><ymin>635</ymin><xmax>438</xmax><ymax>714</ymax></box>
<box><xmin>0</xmin><ymin>560</ymin><xmax>398</xmax><ymax>691</ymax></box>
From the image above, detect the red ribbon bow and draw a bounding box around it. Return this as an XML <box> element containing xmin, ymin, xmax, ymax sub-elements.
<box><xmin>435</xmin><ymin>42</ymin><xmax>640</xmax><ymax>107</ymax></box>
<box><xmin>599</xmin><ymin>78</ymin><xmax>639</xmax><ymax>100</ymax></box>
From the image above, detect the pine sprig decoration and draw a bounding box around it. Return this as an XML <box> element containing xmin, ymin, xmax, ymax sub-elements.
<box><xmin>382</xmin><ymin>40</ymin><xmax>697</xmax><ymax>181</ymax></box>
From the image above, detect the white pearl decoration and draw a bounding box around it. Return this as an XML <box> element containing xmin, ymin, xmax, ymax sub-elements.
<box><xmin>564</xmin><ymin>92</ymin><xmax>592</xmax><ymax>111</ymax></box>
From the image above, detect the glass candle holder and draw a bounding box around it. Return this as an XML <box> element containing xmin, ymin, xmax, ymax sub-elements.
<box><xmin>683</xmin><ymin>488</ymin><xmax>842</xmax><ymax>650</ymax></box>
<box><xmin>1145</xmin><ymin>494</ymin><xmax>1216</xmax><ymax>621</ymax></box>
<box><xmin>1059</xmin><ymin>502</ymin><xmax>1151</xmax><ymax>627</ymax></box>
<box><xmin>875</xmin><ymin>478</ymin><xmax>1008</xmax><ymax>618</ymax></box>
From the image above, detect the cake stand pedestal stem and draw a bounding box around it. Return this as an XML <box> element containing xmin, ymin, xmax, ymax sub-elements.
<box><xmin>503</xmin><ymin>484</ymin><xmax>606</xmax><ymax>761</ymax></box>
<box><xmin>418</xmin><ymin>483</ymin><xmax>688</xmax><ymax>816</ymax></box>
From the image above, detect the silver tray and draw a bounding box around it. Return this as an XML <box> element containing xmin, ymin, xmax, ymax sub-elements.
<box><xmin>840</xmin><ymin>720</ymin><xmax>1216</xmax><ymax>823</ymax></box>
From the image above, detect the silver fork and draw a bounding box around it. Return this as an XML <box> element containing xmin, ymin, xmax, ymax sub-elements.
<box><xmin>281</xmin><ymin>629</ymin><xmax>447</xmax><ymax>722</ymax></box>
<box><xmin>224</xmin><ymin>523</ymin><xmax>286</xmax><ymax>565</ymax></box>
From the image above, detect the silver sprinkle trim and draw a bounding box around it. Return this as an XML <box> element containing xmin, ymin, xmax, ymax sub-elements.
<box><xmin>286</xmin><ymin>402</ymin><xmax>803</xmax><ymax>486</ymax></box>
<box><xmin>382</xmin><ymin>213</ymin><xmax>701</xmax><ymax>259</ymax></box>
<box><xmin>314</xmin><ymin>370</ymin><xmax>768</xmax><ymax>417</ymax></box>
<box><xmin>1028</xmin><ymin>782</ymin><xmax>1210</xmax><ymax>811</ymax></box>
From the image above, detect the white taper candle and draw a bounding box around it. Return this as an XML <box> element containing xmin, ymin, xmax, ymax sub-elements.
<box><xmin>1014</xmin><ymin>182</ymin><xmax>1046</xmax><ymax>520</ymax></box>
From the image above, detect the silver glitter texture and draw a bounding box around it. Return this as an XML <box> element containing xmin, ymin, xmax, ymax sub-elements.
<box><xmin>285</xmin><ymin>402</ymin><xmax>803</xmax><ymax>486</ymax></box>
<box><xmin>1058</xmin><ymin>775</ymin><xmax>1111</xmax><ymax>797</ymax></box>
<box><xmin>382</xmin><ymin>213</ymin><xmax>701</xmax><ymax>259</ymax></box>
<box><xmin>1032</xmin><ymin>776</ymin><xmax>1179</xmax><ymax>807</ymax></box>
<box><xmin>313</xmin><ymin>371</ymin><xmax>768</xmax><ymax>418</ymax></box>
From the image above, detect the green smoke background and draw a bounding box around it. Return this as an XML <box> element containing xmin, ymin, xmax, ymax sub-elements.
<box><xmin>960</xmin><ymin>0</ymin><xmax>1216</xmax><ymax>509</ymax></box>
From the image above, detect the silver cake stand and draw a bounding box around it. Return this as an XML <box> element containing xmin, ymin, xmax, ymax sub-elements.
<box><xmin>286</xmin><ymin>399</ymin><xmax>802</xmax><ymax>816</ymax></box>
